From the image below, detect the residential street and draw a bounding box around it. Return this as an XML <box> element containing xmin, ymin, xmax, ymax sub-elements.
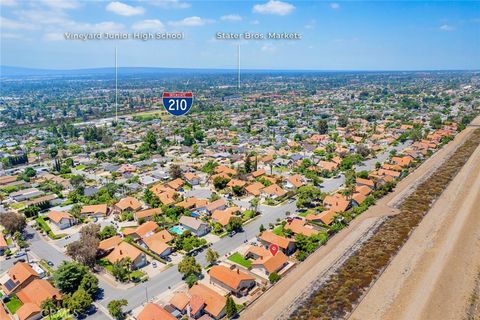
<box><xmin>5</xmin><ymin>199</ymin><xmax>297</xmax><ymax>315</ymax></box>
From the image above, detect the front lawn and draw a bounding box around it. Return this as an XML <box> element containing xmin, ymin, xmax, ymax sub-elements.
<box><xmin>98</xmin><ymin>259</ymin><xmax>114</xmax><ymax>272</ymax></box>
<box><xmin>228</xmin><ymin>252</ymin><xmax>252</xmax><ymax>268</ymax></box>
<box><xmin>273</xmin><ymin>225</ymin><xmax>285</xmax><ymax>236</ymax></box>
<box><xmin>6</xmin><ymin>295</ymin><xmax>23</xmax><ymax>314</ymax></box>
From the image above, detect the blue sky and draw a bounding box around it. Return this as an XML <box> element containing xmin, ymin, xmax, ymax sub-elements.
<box><xmin>1</xmin><ymin>0</ymin><xmax>479</xmax><ymax>70</ymax></box>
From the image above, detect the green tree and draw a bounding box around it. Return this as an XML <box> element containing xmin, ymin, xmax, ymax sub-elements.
<box><xmin>317</xmin><ymin>119</ymin><xmax>328</xmax><ymax>134</ymax></box>
<box><xmin>225</xmin><ymin>296</ymin><xmax>237</xmax><ymax>318</ymax></box>
<box><xmin>337</xmin><ymin>116</ymin><xmax>348</xmax><ymax>128</ymax></box>
<box><xmin>107</xmin><ymin>299</ymin><xmax>128</xmax><ymax>320</ymax></box>
<box><xmin>205</xmin><ymin>248</ymin><xmax>220</xmax><ymax>265</ymax></box>
<box><xmin>268</xmin><ymin>272</ymin><xmax>281</xmax><ymax>284</ymax></box>
<box><xmin>53</xmin><ymin>261</ymin><xmax>89</xmax><ymax>294</ymax></box>
<box><xmin>213</xmin><ymin>176</ymin><xmax>230</xmax><ymax>190</ymax></box>
<box><xmin>169</xmin><ymin>164</ymin><xmax>183</xmax><ymax>179</ymax></box>
<box><xmin>112</xmin><ymin>258</ymin><xmax>131</xmax><ymax>282</ymax></box>
<box><xmin>98</xmin><ymin>225</ymin><xmax>116</xmax><ymax>240</ymax></box>
<box><xmin>244</xmin><ymin>155</ymin><xmax>252</xmax><ymax>173</ymax></box>
<box><xmin>79</xmin><ymin>273</ymin><xmax>99</xmax><ymax>298</ymax></box>
<box><xmin>41</xmin><ymin>297</ymin><xmax>59</xmax><ymax>317</ymax></box>
<box><xmin>178</xmin><ymin>256</ymin><xmax>201</xmax><ymax>278</ymax></box>
<box><xmin>63</xmin><ymin>289</ymin><xmax>92</xmax><ymax>316</ymax></box>
<box><xmin>143</xmin><ymin>130</ymin><xmax>158</xmax><ymax>151</ymax></box>
<box><xmin>226</xmin><ymin>217</ymin><xmax>243</xmax><ymax>232</ymax></box>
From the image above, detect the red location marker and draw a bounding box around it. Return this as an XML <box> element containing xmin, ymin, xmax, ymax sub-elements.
<box><xmin>269</xmin><ymin>244</ymin><xmax>279</xmax><ymax>256</ymax></box>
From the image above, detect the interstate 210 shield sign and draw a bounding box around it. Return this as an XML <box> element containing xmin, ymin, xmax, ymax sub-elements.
<box><xmin>162</xmin><ymin>92</ymin><xmax>193</xmax><ymax>116</ymax></box>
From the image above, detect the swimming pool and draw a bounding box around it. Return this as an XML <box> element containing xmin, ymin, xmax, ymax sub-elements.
<box><xmin>191</xmin><ymin>212</ymin><xmax>200</xmax><ymax>217</ymax></box>
<box><xmin>169</xmin><ymin>225</ymin><xmax>186</xmax><ymax>235</ymax></box>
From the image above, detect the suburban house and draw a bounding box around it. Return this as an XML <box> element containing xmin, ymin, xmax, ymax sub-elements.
<box><xmin>1</xmin><ymin>262</ymin><xmax>39</xmax><ymax>296</ymax></box>
<box><xmin>187</xmin><ymin>284</ymin><xmax>227</xmax><ymax>319</ymax></box>
<box><xmin>208</xmin><ymin>265</ymin><xmax>256</xmax><ymax>297</ymax></box>
<box><xmin>141</xmin><ymin>231</ymin><xmax>174</xmax><ymax>258</ymax></box>
<box><xmin>323</xmin><ymin>194</ymin><xmax>350</xmax><ymax>213</ymax></box>
<box><xmin>259</xmin><ymin>231</ymin><xmax>296</xmax><ymax>255</ymax></box>
<box><xmin>134</xmin><ymin>208</ymin><xmax>162</xmax><ymax>222</ymax></box>
<box><xmin>15</xmin><ymin>279</ymin><xmax>62</xmax><ymax>320</ymax></box>
<box><xmin>283</xmin><ymin>219</ymin><xmax>318</xmax><ymax>237</ymax></box>
<box><xmin>46</xmin><ymin>210</ymin><xmax>76</xmax><ymax>229</ymax></box>
<box><xmin>169</xmin><ymin>292</ymin><xmax>190</xmax><ymax>315</ymax></box>
<box><xmin>285</xmin><ymin>174</ymin><xmax>305</xmax><ymax>190</ymax></box>
<box><xmin>211</xmin><ymin>207</ymin><xmax>239</xmax><ymax>227</ymax></box>
<box><xmin>123</xmin><ymin>221</ymin><xmax>158</xmax><ymax>240</ymax></box>
<box><xmin>114</xmin><ymin>196</ymin><xmax>142</xmax><ymax>214</ymax></box>
<box><xmin>80</xmin><ymin>204</ymin><xmax>109</xmax><ymax>217</ymax></box>
<box><xmin>206</xmin><ymin>199</ymin><xmax>226</xmax><ymax>214</ymax></box>
<box><xmin>9</xmin><ymin>188</ymin><xmax>44</xmax><ymax>202</ymax></box>
<box><xmin>98</xmin><ymin>236</ymin><xmax>123</xmax><ymax>256</ymax></box>
<box><xmin>179</xmin><ymin>216</ymin><xmax>210</xmax><ymax>237</ymax></box>
<box><xmin>106</xmin><ymin>242</ymin><xmax>147</xmax><ymax>270</ymax></box>
<box><xmin>0</xmin><ymin>175</ymin><xmax>18</xmax><ymax>186</ymax></box>
<box><xmin>261</xmin><ymin>184</ymin><xmax>286</xmax><ymax>199</ymax></box>
<box><xmin>247</xmin><ymin>247</ymin><xmax>289</xmax><ymax>276</ymax></box>
<box><xmin>184</xmin><ymin>172</ymin><xmax>200</xmax><ymax>185</ymax></box>
<box><xmin>245</xmin><ymin>182</ymin><xmax>264</xmax><ymax>196</ymax></box>
<box><xmin>137</xmin><ymin>302</ymin><xmax>176</xmax><ymax>320</ymax></box>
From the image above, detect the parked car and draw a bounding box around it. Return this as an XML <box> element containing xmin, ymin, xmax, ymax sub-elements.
<box><xmin>151</xmin><ymin>261</ymin><xmax>157</xmax><ymax>268</ymax></box>
<box><xmin>47</xmin><ymin>261</ymin><xmax>54</xmax><ymax>267</ymax></box>
<box><xmin>228</xmin><ymin>231</ymin><xmax>236</xmax><ymax>237</ymax></box>
<box><xmin>14</xmin><ymin>251</ymin><xmax>26</xmax><ymax>258</ymax></box>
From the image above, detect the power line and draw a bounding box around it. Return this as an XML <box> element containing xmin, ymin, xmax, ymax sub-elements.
<box><xmin>115</xmin><ymin>46</ymin><xmax>118</xmax><ymax>122</ymax></box>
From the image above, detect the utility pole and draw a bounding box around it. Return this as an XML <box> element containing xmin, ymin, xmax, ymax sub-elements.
<box><xmin>115</xmin><ymin>46</ymin><xmax>118</xmax><ymax>122</ymax></box>
<box><xmin>237</xmin><ymin>44</ymin><xmax>241</xmax><ymax>90</ymax></box>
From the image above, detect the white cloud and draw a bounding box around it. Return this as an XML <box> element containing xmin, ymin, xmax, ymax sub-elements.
<box><xmin>0</xmin><ymin>16</ymin><xmax>35</xmax><ymax>30</ymax></box>
<box><xmin>39</xmin><ymin>0</ymin><xmax>80</xmax><ymax>10</ymax></box>
<box><xmin>106</xmin><ymin>1</ymin><xmax>144</xmax><ymax>16</ymax></box>
<box><xmin>440</xmin><ymin>24</ymin><xmax>454</xmax><ymax>31</ymax></box>
<box><xmin>253</xmin><ymin>0</ymin><xmax>295</xmax><ymax>16</ymax></box>
<box><xmin>220</xmin><ymin>14</ymin><xmax>242</xmax><ymax>22</ymax></box>
<box><xmin>168</xmin><ymin>16</ymin><xmax>214</xmax><ymax>27</ymax></box>
<box><xmin>0</xmin><ymin>0</ymin><xmax>17</xmax><ymax>6</ymax></box>
<box><xmin>132</xmin><ymin>19</ymin><xmax>165</xmax><ymax>31</ymax></box>
<box><xmin>330</xmin><ymin>3</ymin><xmax>340</xmax><ymax>10</ymax></box>
<box><xmin>250</xmin><ymin>20</ymin><xmax>260</xmax><ymax>25</ymax></box>
<box><xmin>148</xmin><ymin>0</ymin><xmax>190</xmax><ymax>9</ymax></box>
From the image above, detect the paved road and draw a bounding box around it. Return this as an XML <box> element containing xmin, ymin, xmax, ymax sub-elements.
<box><xmin>320</xmin><ymin>174</ymin><xmax>345</xmax><ymax>193</ymax></box>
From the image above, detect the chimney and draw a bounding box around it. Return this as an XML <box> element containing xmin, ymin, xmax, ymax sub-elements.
<box><xmin>12</xmin><ymin>275</ymin><xmax>16</xmax><ymax>280</ymax></box>
<box><xmin>120</xmin><ymin>250</ymin><xmax>123</xmax><ymax>255</ymax></box>
<box><xmin>237</xmin><ymin>269</ymin><xmax>239</xmax><ymax>274</ymax></box>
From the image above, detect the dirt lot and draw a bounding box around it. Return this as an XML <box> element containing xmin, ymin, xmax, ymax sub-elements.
<box><xmin>351</xmin><ymin>123</ymin><xmax>480</xmax><ymax>320</ymax></box>
<box><xmin>241</xmin><ymin>117</ymin><xmax>480</xmax><ymax>320</ymax></box>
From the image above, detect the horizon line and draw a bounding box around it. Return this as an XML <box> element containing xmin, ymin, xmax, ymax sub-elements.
<box><xmin>2</xmin><ymin>65</ymin><xmax>480</xmax><ymax>73</ymax></box>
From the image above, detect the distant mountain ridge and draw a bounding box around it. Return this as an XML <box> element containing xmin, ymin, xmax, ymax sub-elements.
<box><xmin>1</xmin><ymin>65</ymin><xmax>475</xmax><ymax>77</ymax></box>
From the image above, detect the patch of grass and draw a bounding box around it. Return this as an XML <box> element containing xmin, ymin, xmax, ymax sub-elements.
<box><xmin>6</xmin><ymin>295</ymin><xmax>23</xmax><ymax>314</ymax></box>
<box><xmin>74</xmin><ymin>164</ymin><xmax>86</xmax><ymax>170</ymax></box>
<box><xmin>273</xmin><ymin>225</ymin><xmax>285</xmax><ymax>236</ymax></box>
<box><xmin>98</xmin><ymin>258</ymin><xmax>114</xmax><ymax>272</ymax></box>
<box><xmin>228</xmin><ymin>252</ymin><xmax>252</xmax><ymax>268</ymax></box>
